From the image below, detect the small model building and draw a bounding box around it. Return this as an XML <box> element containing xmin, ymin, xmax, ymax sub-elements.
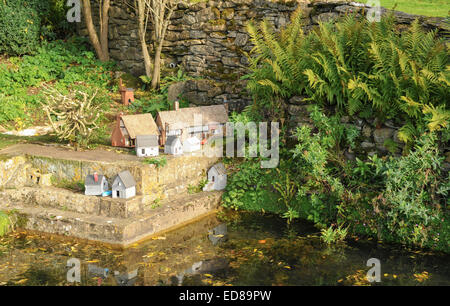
<box><xmin>136</xmin><ymin>135</ymin><xmax>159</xmax><ymax>157</ymax></box>
<box><xmin>183</xmin><ymin>136</ymin><xmax>201</xmax><ymax>153</ymax></box>
<box><xmin>156</xmin><ymin>102</ymin><xmax>228</xmax><ymax>146</ymax></box>
<box><xmin>112</xmin><ymin>170</ymin><xmax>136</xmax><ymax>199</ymax></box>
<box><xmin>111</xmin><ymin>113</ymin><xmax>159</xmax><ymax>148</ymax></box>
<box><xmin>164</xmin><ymin>135</ymin><xmax>183</xmax><ymax>155</ymax></box>
<box><xmin>203</xmin><ymin>163</ymin><xmax>227</xmax><ymax>191</ymax></box>
<box><xmin>85</xmin><ymin>173</ymin><xmax>109</xmax><ymax>196</ymax></box>
<box><xmin>119</xmin><ymin>78</ymin><xmax>135</xmax><ymax>106</ymax></box>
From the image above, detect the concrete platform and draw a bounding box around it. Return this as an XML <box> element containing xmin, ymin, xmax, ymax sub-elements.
<box><xmin>0</xmin><ymin>189</ymin><xmax>223</xmax><ymax>247</ymax></box>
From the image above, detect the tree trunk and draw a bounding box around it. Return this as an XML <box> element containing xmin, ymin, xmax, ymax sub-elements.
<box><xmin>137</xmin><ymin>0</ymin><xmax>152</xmax><ymax>78</ymax></box>
<box><xmin>100</xmin><ymin>0</ymin><xmax>110</xmax><ymax>61</ymax></box>
<box><xmin>82</xmin><ymin>0</ymin><xmax>109</xmax><ymax>62</ymax></box>
<box><xmin>151</xmin><ymin>43</ymin><xmax>163</xmax><ymax>89</ymax></box>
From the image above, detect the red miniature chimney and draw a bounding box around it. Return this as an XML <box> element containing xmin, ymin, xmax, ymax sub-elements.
<box><xmin>118</xmin><ymin>78</ymin><xmax>134</xmax><ymax>106</ymax></box>
<box><xmin>94</xmin><ymin>172</ymin><xmax>98</xmax><ymax>183</ymax></box>
<box><xmin>174</xmin><ymin>101</ymin><xmax>180</xmax><ymax>111</ymax></box>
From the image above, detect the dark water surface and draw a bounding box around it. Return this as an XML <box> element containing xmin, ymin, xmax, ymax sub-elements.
<box><xmin>0</xmin><ymin>211</ymin><xmax>449</xmax><ymax>286</ymax></box>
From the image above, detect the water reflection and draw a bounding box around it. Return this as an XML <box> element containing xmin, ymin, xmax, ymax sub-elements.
<box><xmin>0</xmin><ymin>211</ymin><xmax>449</xmax><ymax>286</ymax></box>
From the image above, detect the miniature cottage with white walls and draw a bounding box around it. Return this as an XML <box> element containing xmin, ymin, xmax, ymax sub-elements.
<box><xmin>136</xmin><ymin>135</ymin><xmax>159</xmax><ymax>157</ymax></box>
<box><xmin>112</xmin><ymin>170</ymin><xmax>136</xmax><ymax>199</ymax></box>
<box><xmin>164</xmin><ymin>136</ymin><xmax>183</xmax><ymax>155</ymax></box>
<box><xmin>85</xmin><ymin>173</ymin><xmax>109</xmax><ymax>196</ymax></box>
<box><xmin>203</xmin><ymin>163</ymin><xmax>227</xmax><ymax>191</ymax></box>
<box><xmin>183</xmin><ymin>136</ymin><xmax>201</xmax><ymax>153</ymax></box>
<box><xmin>156</xmin><ymin>102</ymin><xmax>228</xmax><ymax>146</ymax></box>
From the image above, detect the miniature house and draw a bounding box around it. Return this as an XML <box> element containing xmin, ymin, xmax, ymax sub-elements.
<box><xmin>112</xmin><ymin>170</ymin><xmax>136</xmax><ymax>199</ymax></box>
<box><xmin>164</xmin><ymin>135</ymin><xmax>183</xmax><ymax>155</ymax></box>
<box><xmin>183</xmin><ymin>136</ymin><xmax>201</xmax><ymax>153</ymax></box>
<box><xmin>119</xmin><ymin>78</ymin><xmax>135</xmax><ymax>106</ymax></box>
<box><xmin>85</xmin><ymin>173</ymin><xmax>109</xmax><ymax>196</ymax></box>
<box><xmin>136</xmin><ymin>135</ymin><xmax>159</xmax><ymax>157</ymax></box>
<box><xmin>203</xmin><ymin>163</ymin><xmax>227</xmax><ymax>191</ymax></box>
<box><xmin>156</xmin><ymin>103</ymin><xmax>228</xmax><ymax>146</ymax></box>
<box><xmin>111</xmin><ymin>113</ymin><xmax>159</xmax><ymax>148</ymax></box>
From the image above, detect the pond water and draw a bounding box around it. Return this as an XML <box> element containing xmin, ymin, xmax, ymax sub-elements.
<box><xmin>0</xmin><ymin>211</ymin><xmax>449</xmax><ymax>286</ymax></box>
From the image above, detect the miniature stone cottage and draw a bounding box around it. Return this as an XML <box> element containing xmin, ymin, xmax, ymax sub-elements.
<box><xmin>85</xmin><ymin>173</ymin><xmax>109</xmax><ymax>196</ymax></box>
<box><xmin>111</xmin><ymin>113</ymin><xmax>159</xmax><ymax>148</ymax></box>
<box><xmin>136</xmin><ymin>135</ymin><xmax>159</xmax><ymax>157</ymax></box>
<box><xmin>156</xmin><ymin>103</ymin><xmax>228</xmax><ymax>146</ymax></box>
<box><xmin>164</xmin><ymin>136</ymin><xmax>183</xmax><ymax>155</ymax></box>
<box><xmin>203</xmin><ymin>163</ymin><xmax>227</xmax><ymax>191</ymax></box>
<box><xmin>112</xmin><ymin>170</ymin><xmax>136</xmax><ymax>199</ymax></box>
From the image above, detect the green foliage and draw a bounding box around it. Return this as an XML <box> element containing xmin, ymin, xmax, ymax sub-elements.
<box><xmin>0</xmin><ymin>211</ymin><xmax>11</xmax><ymax>237</ymax></box>
<box><xmin>246</xmin><ymin>11</ymin><xmax>449</xmax><ymax>145</ymax></box>
<box><xmin>188</xmin><ymin>179</ymin><xmax>208</xmax><ymax>194</ymax></box>
<box><xmin>0</xmin><ymin>2</ymin><xmax>41</xmax><ymax>56</ymax></box>
<box><xmin>320</xmin><ymin>225</ymin><xmax>348</xmax><ymax>245</ymax></box>
<box><xmin>0</xmin><ymin>38</ymin><xmax>116</xmax><ymax>127</ymax></box>
<box><xmin>131</xmin><ymin>69</ymin><xmax>191</xmax><ymax>116</ymax></box>
<box><xmin>0</xmin><ymin>0</ymin><xmax>72</xmax><ymax>56</ymax></box>
<box><xmin>142</xmin><ymin>157</ymin><xmax>167</xmax><ymax>168</ymax></box>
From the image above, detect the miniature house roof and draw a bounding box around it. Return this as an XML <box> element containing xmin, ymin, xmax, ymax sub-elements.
<box><xmin>115</xmin><ymin>170</ymin><xmax>136</xmax><ymax>188</ymax></box>
<box><xmin>210</xmin><ymin>163</ymin><xmax>226</xmax><ymax>176</ymax></box>
<box><xmin>121</xmin><ymin>114</ymin><xmax>159</xmax><ymax>139</ymax></box>
<box><xmin>85</xmin><ymin>174</ymin><xmax>106</xmax><ymax>186</ymax></box>
<box><xmin>136</xmin><ymin>135</ymin><xmax>159</xmax><ymax>147</ymax></box>
<box><xmin>185</xmin><ymin>137</ymin><xmax>200</xmax><ymax>145</ymax></box>
<box><xmin>166</xmin><ymin>135</ymin><xmax>181</xmax><ymax>147</ymax></box>
<box><xmin>157</xmin><ymin>105</ymin><xmax>228</xmax><ymax>131</ymax></box>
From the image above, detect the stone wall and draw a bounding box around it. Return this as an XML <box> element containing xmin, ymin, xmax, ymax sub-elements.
<box><xmin>79</xmin><ymin>0</ymin><xmax>448</xmax><ymax>111</ymax></box>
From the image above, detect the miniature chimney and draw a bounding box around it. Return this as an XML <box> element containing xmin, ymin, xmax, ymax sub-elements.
<box><xmin>118</xmin><ymin>78</ymin><xmax>134</xmax><ymax>106</ymax></box>
<box><xmin>174</xmin><ymin>100</ymin><xmax>180</xmax><ymax>111</ymax></box>
<box><xmin>94</xmin><ymin>172</ymin><xmax>98</xmax><ymax>183</ymax></box>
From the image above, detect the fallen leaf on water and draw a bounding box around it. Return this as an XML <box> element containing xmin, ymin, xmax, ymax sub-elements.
<box><xmin>15</xmin><ymin>279</ymin><xmax>28</xmax><ymax>285</ymax></box>
<box><xmin>258</xmin><ymin>240</ymin><xmax>266</xmax><ymax>244</ymax></box>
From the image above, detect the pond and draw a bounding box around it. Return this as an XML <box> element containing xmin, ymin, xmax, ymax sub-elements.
<box><xmin>0</xmin><ymin>211</ymin><xmax>449</xmax><ymax>286</ymax></box>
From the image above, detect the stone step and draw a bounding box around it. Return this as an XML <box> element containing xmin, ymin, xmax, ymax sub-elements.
<box><xmin>0</xmin><ymin>187</ymin><xmax>143</xmax><ymax>219</ymax></box>
<box><xmin>0</xmin><ymin>190</ymin><xmax>223</xmax><ymax>246</ymax></box>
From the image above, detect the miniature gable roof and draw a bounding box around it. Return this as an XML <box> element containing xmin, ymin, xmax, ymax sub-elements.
<box><xmin>166</xmin><ymin>135</ymin><xmax>181</xmax><ymax>147</ymax></box>
<box><xmin>136</xmin><ymin>135</ymin><xmax>159</xmax><ymax>147</ymax></box>
<box><xmin>115</xmin><ymin>170</ymin><xmax>136</xmax><ymax>188</ymax></box>
<box><xmin>157</xmin><ymin>105</ymin><xmax>228</xmax><ymax>131</ymax></box>
<box><xmin>121</xmin><ymin>114</ymin><xmax>159</xmax><ymax>139</ymax></box>
<box><xmin>85</xmin><ymin>174</ymin><xmax>106</xmax><ymax>186</ymax></box>
<box><xmin>211</xmin><ymin>163</ymin><xmax>226</xmax><ymax>175</ymax></box>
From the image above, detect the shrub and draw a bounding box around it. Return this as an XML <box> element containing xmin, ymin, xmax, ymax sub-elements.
<box><xmin>245</xmin><ymin>10</ymin><xmax>449</xmax><ymax>145</ymax></box>
<box><xmin>0</xmin><ymin>2</ymin><xmax>41</xmax><ymax>56</ymax></box>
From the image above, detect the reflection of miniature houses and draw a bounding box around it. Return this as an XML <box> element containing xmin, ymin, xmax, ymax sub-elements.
<box><xmin>85</xmin><ymin>173</ymin><xmax>109</xmax><ymax>196</ymax></box>
<box><xmin>203</xmin><ymin>163</ymin><xmax>227</xmax><ymax>191</ymax></box>
<box><xmin>118</xmin><ymin>78</ymin><xmax>135</xmax><ymax>106</ymax></box>
<box><xmin>114</xmin><ymin>269</ymin><xmax>138</xmax><ymax>286</ymax></box>
<box><xmin>156</xmin><ymin>102</ymin><xmax>228</xmax><ymax>146</ymax></box>
<box><xmin>112</xmin><ymin>170</ymin><xmax>136</xmax><ymax>199</ymax></box>
<box><xmin>183</xmin><ymin>136</ymin><xmax>201</xmax><ymax>153</ymax></box>
<box><xmin>111</xmin><ymin>113</ymin><xmax>159</xmax><ymax>148</ymax></box>
<box><xmin>164</xmin><ymin>135</ymin><xmax>183</xmax><ymax>155</ymax></box>
<box><xmin>136</xmin><ymin>135</ymin><xmax>159</xmax><ymax>157</ymax></box>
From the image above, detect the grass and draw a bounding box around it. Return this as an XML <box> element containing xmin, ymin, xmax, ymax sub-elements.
<box><xmin>355</xmin><ymin>0</ymin><xmax>449</xmax><ymax>17</ymax></box>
